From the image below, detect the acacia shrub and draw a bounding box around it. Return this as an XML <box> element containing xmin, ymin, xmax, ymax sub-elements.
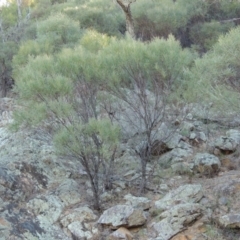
<box><xmin>79</xmin><ymin>30</ymin><xmax>115</xmax><ymax>53</ymax></box>
<box><xmin>36</xmin><ymin>13</ymin><xmax>82</xmax><ymax>50</ymax></box>
<box><xmin>12</xmin><ymin>13</ymin><xmax>83</xmax><ymax>75</ymax></box>
<box><xmin>12</xmin><ymin>40</ymin><xmax>54</xmax><ymax>71</ymax></box>
<box><xmin>132</xmin><ymin>0</ymin><xmax>208</xmax><ymax>41</ymax></box>
<box><xmin>13</xmin><ymin>44</ymin><xmax>119</xmax><ymax>210</ymax></box>
<box><xmin>0</xmin><ymin>3</ymin><xmax>19</xmax><ymax>30</ymax></box>
<box><xmin>30</xmin><ymin>0</ymin><xmax>68</xmax><ymax>20</ymax></box>
<box><xmin>97</xmin><ymin>36</ymin><xmax>195</xmax><ymax>191</ymax></box>
<box><xmin>63</xmin><ymin>0</ymin><xmax>124</xmax><ymax>37</ymax></box>
<box><xmin>189</xmin><ymin>21</ymin><xmax>234</xmax><ymax>52</ymax></box>
<box><xmin>185</xmin><ymin>26</ymin><xmax>240</xmax><ymax>112</ymax></box>
<box><xmin>99</xmin><ymin>35</ymin><xmax>194</xmax><ymax>90</ymax></box>
<box><xmin>206</xmin><ymin>0</ymin><xmax>240</xmax><ymax>21</ymax></box>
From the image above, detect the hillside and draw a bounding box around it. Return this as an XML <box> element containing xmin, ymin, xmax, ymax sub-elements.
<box><xmin>0</xmin><ymin>0</ymin><xmax>240</xmax><ymax>239</ymax></box>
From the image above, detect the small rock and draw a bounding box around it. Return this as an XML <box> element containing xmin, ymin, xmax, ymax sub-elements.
<box><xmin>218</xmin><ymin>196</ymin><xmax>228</xmax><ymax>206</ymax></box>
<box><xmin>171</xmin><ymin>162</ymin><xmax>193</xmax><ymax>175</ymax></box>
<box><xmin>123</xmin><ymin>170</ymin><xmax>136</xmax><ymax>178</ymax></box>
<box><xmin>115</xmin><ymin>187</ymin><xmax>122</xmax><ymax>193</ymax></box>
<box><xmin>60</xmin><ymin>206</ymin><xmax>97</xmax><ymax>228</ymax></box>
<box><xmin>227</xmin><ymin>129</ymin><xmax>240</xmax><ymax>144</ymax></box>
<box><xmin>189</xmin><ymin>132</ymin><xmax>196</xmax><ymax>140</ymax></box>
<box><xmin>124</xmin><ymin>194</ymin><xmax>151</xmax><ymax>210</ymax></box>
<box><xmin>199</xmin><ymin>132</ymin><xmax>207</xmax><ymax>142</ymax></box>
<box><xmin>108</xmin><ymin>227</ymin><xmax>133</xmax><ymax>240</ymax></box>
<box><xmin>113</xmin><ymin>180</ymin><xmax>127</xmax><ymax>189</ymax></box>
<box><xmin>180</xmin><ymin>122</ymin><xmax>194</xmax><ymax>136</ymax></box>
<box><xmin>219</xmin><ymin>214</ymin><xmax>240</xmax><ymax>228</ymax></box>
<box><xmin>67</xmin><ymin>221</ymin><xmax>94</xmax><ymax>239</ymax></box>
<box><xmin>186</xmin><ymin>113</ymin><xmax>193</xmax><ymax>120</ymax></box>
<box><xmin>101</xmin><ymin>192</ymin><xmax>113</xmax><ymax>202</ymax></box>
<box><xmin>159</xmin><ymin>184</ymin><xmax>169</xmax><ymax>191</ymax></box>
<box><xmin>56</xmin><ymin>179</ymin><xmax>82</xmax><ymax>206</ymax></box>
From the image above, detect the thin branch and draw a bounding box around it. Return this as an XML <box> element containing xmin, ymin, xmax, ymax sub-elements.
<box><xmin>219</xmin><ymin>17</ymin><xmax>240</xmax><ymax>23</ymax></box>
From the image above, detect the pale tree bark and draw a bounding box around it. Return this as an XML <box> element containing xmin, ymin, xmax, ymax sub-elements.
<box><xmin>16</xmin><ymin>0</ymin><xmax>22</xmax><ymax>20</ymax></box>
<box><xmin>116</xmin><ymin>0</ymin><xmax>136</xmax><ymax>39</ymax></box>
<box><xmin>0</xmin><ymin>18</ymin><xmax>4</xmax><ymax>43</ymax></box>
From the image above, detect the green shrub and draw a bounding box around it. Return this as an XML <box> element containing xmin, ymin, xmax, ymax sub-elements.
<box><xmin>0</xmin><ymin>3</ymin><xmax>18</xmax><ymax>30</ymax></box>
<box><xmin>206</xmin><ymin>0</ymin><xmax>240</xmax><ymax>20</ymax></box>
<box><xmin>28</xmin><ymin>0</ymin><xmax>52</xmax><ymax>20</ymax></box>
<box><xmin>12</xmin><ymin>12</ymin><xmax>83</xmax><ymax>74</ymax></box>
<box><xmin>13</xmin><ymin>47</ymin><xmax>120</xmax><ymax>210</ymax></box>
<box><xmin>12</xmin><ymin>40</ymin><xmax>54</xmax><ymax>75</ymax></box>
<box><xmin>98</xmin><ymin>36</ymin><xmax>195</xmax><ymax>89</ymax></box>
<box><xmin>63</xmin><ymin>0</ymin><xmax>124</xmax><ymax>37</ymax></box>
<box><xmin>190</xmin><ymin>21</ymin><xmax>234</xmax><ymax>52</ymax></box>
<box><xmin>37</xmin><ymin>13</ymin><xmax>83</xmax><ymax>50</ymax></box>
<box><xmin>220</xmin><ymin>0</ymin><xmax>240</xmax><ymax>19</ymax></box>
<box><xmin>132</xmin><ymin>0</ymin><xmax>208</xmax><ymax>40</ymax></box>
<box><xmin>185</xmin><ymin>26</ymin><xmax>240</xmax><ymax>112</ymax></box>
<box><xmin>80</xmin><ymin>30</ymin><xmax>115</xmax><ymax>53</ymax></box>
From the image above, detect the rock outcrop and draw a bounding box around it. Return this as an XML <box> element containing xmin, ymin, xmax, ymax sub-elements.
<box><xmin>154</xmin><ymin>184</ymin><xmax>203</xmax><ymax>211</ymax></box>
<box><xmin>98</xmin><ymin>205</ymin><xmax>146</xmax><ymax>229</ymax></box>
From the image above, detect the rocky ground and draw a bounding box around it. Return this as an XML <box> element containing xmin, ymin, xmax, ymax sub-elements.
<box><xmin>0</xmin><ymin>97</ymin><xmax>240</xmax><ymax>240</ymax></box>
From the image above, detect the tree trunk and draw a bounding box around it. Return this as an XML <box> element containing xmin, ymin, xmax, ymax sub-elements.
<box><xmin>102</xmin><ymin>146</ymin><xmax>117</xmax><ymax>191</ymax></box>
<box><xmin>92</xmin><ymin>184</ymin><xmax>101</xmax><ymax>211</ymax></box>
<box><xmin>138</xmin><ymin>137</ymin><xmax>152</xmax><ymax>194</ymax></box>
<box><xmin>0</xmin><ymin>18</ymin><xmax>6</xmax><ymax>43</ymax></box>
<box><xmin>89</xmin><ymin>172</ymin><xmax>101</xmax><ymax>210</ymax></box>
<box><xmin>116</xmin><ymin>0</ymin><xmax>136</xmax><ymax>39</ymax></box>
<box><xmin>81</xmin><ymin>156</ymin><xmax>101</xmax><ymax>210</ymax></box>
<box><xmin>139</xmin><ymin>157</ymin><xmax>147</xmax><ymax>194</ymax></box>
<box><xmin>0</xmin><ymin>60</ymin><xmax>8</xmax><ymax>98</ymax></box>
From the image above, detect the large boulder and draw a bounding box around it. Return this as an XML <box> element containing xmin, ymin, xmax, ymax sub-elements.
<box><xmin>214</xmin><ymin>137</ymin><xmax>237</xmax><ymax>152</ymax></box>
<box><xmin>193</xmin><ymin>153</ymin><xmax>221</xmax><ymax>176</ymax></box>
<box><xmin>98</xmin><ymin>205</ymin><xmax>146</xmax><ymax>229</ymax></box>
<box><xmin>155</xmin><ymin>184</ymin><xmax>203</xmax><ymax>211</ymax></box>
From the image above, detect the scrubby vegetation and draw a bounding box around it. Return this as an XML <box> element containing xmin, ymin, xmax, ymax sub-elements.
<box><xmin>1</xmin><ymin>0</ymin><xmax>240</xmax><ymax>209</ymax></box>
